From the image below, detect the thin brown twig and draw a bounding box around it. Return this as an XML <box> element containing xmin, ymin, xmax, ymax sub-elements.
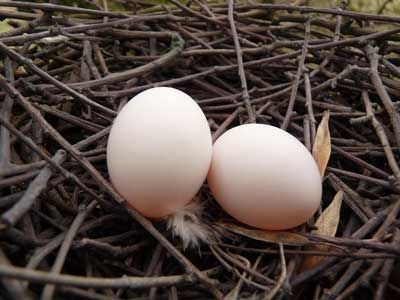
<box><xmin>263</xmin><ymin>243</ymin><xmax>287</xmax><ymax>300</ymax></box>
<box><xmin>361</xmin><ymin>90</ymin><xmax>400</xmax><ymax>181</ymax></box>
<box><xmin>0</xmin><ymin>42</ymin><xmax>116</xmax><ymax>116</ymax></box>
<box><xmin>210</xmin><ymin>246</ymin><xmax>272</xmax><ymax>291</ymax></box>
<box><xmin>226</xmin><ymin>3</ymin><xmax>400</xmax><ymax>24</ymax></box>
<box><xmin>228</xmin><ymin>0</ymin><xmax>255</xmax><ymax>123</ymax></box>
<box><xmin>0</xmin><ymin>250</ymin><xmax>33</xmax><ymax>300</ymax></box>
<box><xmin>374</xmin><ymin>228</ymin><xmax>400</xmax><ymax>300</ymax></box>
<box><xmin>281</xmin><ymin>19</ymin><xmax>310</xmax><ymax>130</ymax></box>
<box><xmin>0</xmin><ymin>11</ymin><xmax>51</xmax><ymax>39</ymax></box>
<box><xmin>218</xmin><ymin>243</ymin><xmax>397</xmax><ymax>259</ymax></box>
<box><xmin>40</xmin><ymin>201</ymin><xmax>97</xmax><ymax>300</ymax></box>
<box><xmin>366</xmin><ymin>45</ymin><xmax>400</xmax><ymax>149</ymax></box>
<box><xmin>0</xmin><ymin>1</ymin><xmax>128</xmax><ymax>18</ymax></box>
<box><xmin>0</xmin><ymin>56</ymin><xmax>14</xmax><ymax>170</ymax></box>
<box><xmin>292</xmin><ymin>205</ymin><xmax>394</xmax><ymax>287</ymax></box>
<box><xmin>0</xmin><ymin>264</ymin><xmax>219</xmax><ymax>289</ymax></box>
<box><xmin>304</xmin><ymin>73</ymin><xmax>316</xmax><ymax>146</ymax></box>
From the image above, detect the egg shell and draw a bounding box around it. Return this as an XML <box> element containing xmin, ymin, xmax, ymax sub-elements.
<box><xmin>207</xmin><ymin>124</ymin><xmax>322</xmax><ymax>230</ymax></box>
<box><xmin>107</xmin><ymin>87</ymin><xmax>212</xmax><ymax>219</ymax></box>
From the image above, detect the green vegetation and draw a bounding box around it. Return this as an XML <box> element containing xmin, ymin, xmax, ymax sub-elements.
<box><xmin>0</xmin><ymin>20</ymin><xmax>13</xmax><ymax>33</ymax></box>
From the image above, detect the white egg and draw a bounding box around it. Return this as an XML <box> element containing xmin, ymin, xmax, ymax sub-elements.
<box><xmin>208</xmin><ymin>124</ymin><xmax>322</xmax><ymax>230</ymax></box>
<box><xmin>107</xmin><ymin>87</ymin><xmax>212</xmax><ymax>219</ymax></box>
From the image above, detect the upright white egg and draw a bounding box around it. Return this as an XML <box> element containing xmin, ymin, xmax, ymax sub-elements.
<box><xmin>107</xmin><ymin>87</ymin><xmax>212</xmax><ymax>219</ymax></box>
<box><xmin>208</xmin><ymin>124</ymin><xmax>322</xmax><ymax>230</ymax></box>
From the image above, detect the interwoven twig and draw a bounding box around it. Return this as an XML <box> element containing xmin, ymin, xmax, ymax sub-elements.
<box><xmin>0</xmin><ymin>1</ymin><xmax>399</xmax><ymax>299</ymax></box>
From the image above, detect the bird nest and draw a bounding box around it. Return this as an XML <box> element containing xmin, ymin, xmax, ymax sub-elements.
<box><xmin>0</xmin><ymin>1</ymin><xmax>399</xmax><ymax>300</ymax></box>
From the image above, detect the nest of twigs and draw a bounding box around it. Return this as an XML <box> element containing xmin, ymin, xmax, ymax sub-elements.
<box><xmin>0</xmin><ymin>1</ymin><xmax>400</xmax><ymax>299</ymax></box>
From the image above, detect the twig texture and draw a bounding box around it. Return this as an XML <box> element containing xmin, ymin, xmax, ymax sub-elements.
<box><xmin>0</xmin><ymin>1</ymin><xmax>399</xmax><ymax>299</ymax></box>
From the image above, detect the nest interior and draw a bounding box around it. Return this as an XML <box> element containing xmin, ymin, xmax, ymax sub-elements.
<box><xmin>0</xmin><ymin>1</ymin><xmax>400</xmax><ymax>299</ymax></box>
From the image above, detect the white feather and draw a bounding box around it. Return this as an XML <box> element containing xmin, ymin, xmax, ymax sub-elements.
<box><xmin>166</xmin><ymin>200</ymin><xmax>215</xmax><ymax>249</ymax></box>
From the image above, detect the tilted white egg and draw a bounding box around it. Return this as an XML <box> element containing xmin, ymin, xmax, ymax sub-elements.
<box><xmin>107</xmin><ymin>87</ymin><xmax>212</xmax><ymax>219</ymax></box>
<box><xmin>208</xmin><ymin>124</ymin><xmax>322</xmax><ymax>230</ymax></box>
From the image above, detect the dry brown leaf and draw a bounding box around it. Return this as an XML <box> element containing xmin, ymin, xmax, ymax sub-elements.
<box><xmin>313</xmin><ymin>190</ymin><xmax>344</xmax><ymax>237</ymax></box>
<box><xmin>217</xmin><ymin>222</ymin><xmax>309</xmax><ymax>246</ymax></box>
<box><xmin>300</xmin><ymin>190</ymin><xmax>344</xmax><ymax>272</ymax></box>
<box><xmin>313</xmin><ymin>111</ymin><xmax>331</xmax><ymax>177</ymax></box>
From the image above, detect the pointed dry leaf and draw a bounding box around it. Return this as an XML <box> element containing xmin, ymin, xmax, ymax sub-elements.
<box><xmin>217</xmin><ymin>222</ymin><xmax>309</xmax><ymax>246</ymax></box>
<box><xmin>312</xmin><ymin>111</ymin><xmax>331</xmax><ymax>177</ymax></box>
<box><xmin>300</xmin><ymin>190</ymin><xmax>344</xmax><ymax>272</ymax></box>
<box><xmin>313</xmin><ymin>190</ymin><xmax>343</xmax><ymax>237</ymax></box>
